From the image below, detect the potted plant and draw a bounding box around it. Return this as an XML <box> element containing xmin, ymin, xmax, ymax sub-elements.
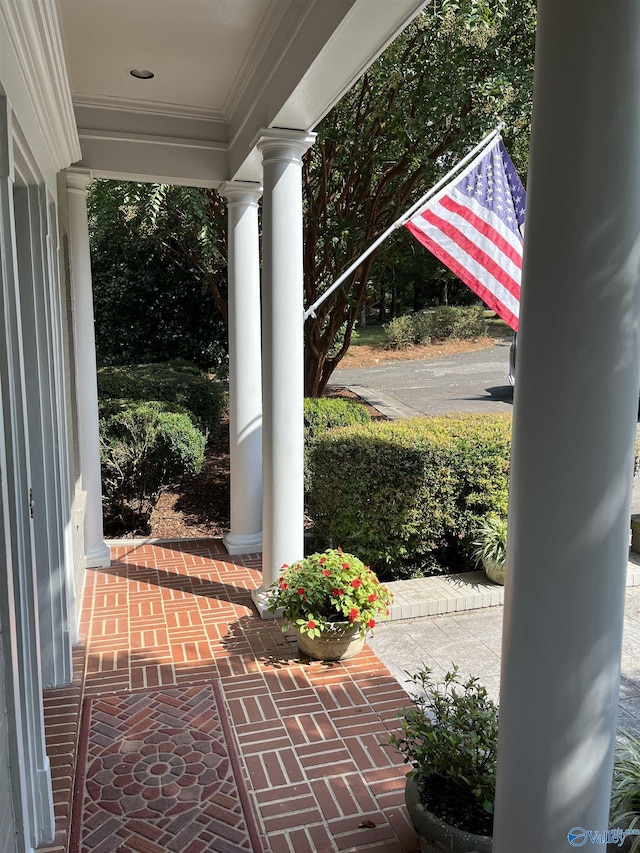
<box><xmin>472</xmin><ymin>515</ymin><xmax>507</xmax><ymax>585</ymax></box>
<box><xmin>266</xmin><ymin>548</ymin><xmax>393</xmax><ymax>661</ymax></box>
<box><xmin>389</xmin><ymin>665</ymin><xmax>497</xmax><ymax>852</ymax></box>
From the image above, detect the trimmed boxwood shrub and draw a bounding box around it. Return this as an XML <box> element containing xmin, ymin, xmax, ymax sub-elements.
<box><xmin>304</xmin><ymin>397</ymin><xmax>371</xmax><ymax>444</ymax></box>
<box><xmin>97</xmin><ymin>360</ymin><xmax>223</xmax><ymax>439</ymax></box>
<box><xmin>100</xmin><ymin>400</ymin><xmax>206</xmax><ymax>529</ymax></box>
<box><xmin>303</xmin><ymin>397</ymin><xmax>372</xmax><ymax>494</ymax></box>
<box><xmin>307</xmin><ymin>414</ymin><xmax>511</xmax><ymax>578</ymax></box>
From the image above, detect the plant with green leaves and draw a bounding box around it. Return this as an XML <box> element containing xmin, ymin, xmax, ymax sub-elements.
<box><xmin>610</xmin><ymin>730</ymin><xmax>640</xmax><ymax>851</ymax></box>
<box><xmin>384</xmin><ymin>314</ymin><xmax>425</xmax><ymax>349</ymax></box>
<box><xmin>100</xmin><ymin>400</ymin><xmax>206</xmax><ymax>529</ymax></box>
<box><xmin>303</xmin><ymin>0</ymin><xmax>535</xmax><ymax>394</ymax></box>
<box><xmin>266</xmin><ymin>549</ymin><xmax>393</xmax><ymax>639</ymax></box>
<box><xmin>389</xmin><ymin>665</ymin><xmax>498</xmax><ymax>831</ymax></box>
<box><xmin>472</xmin><ymin>515</ymin><xmax>508</xmax><ymax>569</ymax></box>
<box><xmin>303</xmin><ymin>397</ymin><xmax>371</xmax><ymax>445</ymax></box>
<box><xmin>88</xmin><ymin>180</ymin><xmax>228</xmax><ymax>372</ymax></box>
<box><xmin>429</xmin><ymin>305</ymin><xmax>487</xmax><ymax>340</ymax></box>
<box><xmin>98</xmin><ymin>361</ymin><xmax>224</xmax><ymax>440</ymax></box>
<box><xmin>307</xmin><ymin>413</ymin><xmax>511</xmax><ymax>578</ymax></box>
<box><xmin>87</xmin><ymin>1</ymin><xmax>535</xmax><ymax>395</ymax></box>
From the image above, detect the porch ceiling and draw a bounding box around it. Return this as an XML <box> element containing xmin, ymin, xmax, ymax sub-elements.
<box><xmin>56</xmin><ymin>0</ymin><xmax>427</xmax><ymax>187</ymax></box>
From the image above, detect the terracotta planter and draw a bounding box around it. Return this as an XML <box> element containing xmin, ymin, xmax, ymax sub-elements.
<box><xmin>482</xmin><ymin>556</ymin><xmax>505</xmax><ymax>586</ymax></box>
<box><xmin>295</xmin><ymin>622</ymin><xmax>365</xmax><ymax>661</ymax></box>
<box><xmin>405</xmin><ymin>775</ymin><xmax>492</xmax><ymax>853</ymax></box>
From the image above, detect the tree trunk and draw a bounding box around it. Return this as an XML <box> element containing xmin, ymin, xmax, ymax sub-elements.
<box><xmin>391</xmin><ymin>269</ymin><xmax>398</xmax><ymax>318</ymax></box>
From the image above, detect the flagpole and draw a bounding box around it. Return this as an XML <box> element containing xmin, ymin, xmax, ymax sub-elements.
<box><xmin>304</xmin><ymin>122</ymin><xmax>505</xmax><ymax>321</ymax></box>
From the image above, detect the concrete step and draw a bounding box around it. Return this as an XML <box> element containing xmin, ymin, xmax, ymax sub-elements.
<box><xmin>386</xmin><ymin>554</ymin><xmax>640</xmax><ymax>622</ymax></box>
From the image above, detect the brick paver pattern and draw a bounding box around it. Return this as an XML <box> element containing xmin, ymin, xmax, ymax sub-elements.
<box><xmin>42</xmin><ymin>539</ymin><xmax>418</xmax><ymax>853</ymax></box>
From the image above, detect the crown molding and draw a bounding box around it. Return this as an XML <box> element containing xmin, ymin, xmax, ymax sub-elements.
<box><xmin>0</xmin><ymin>0</ymin><xmax>81</xmax><ymax>170</ymax></box>
<box><xmin>72</xmin><ymin>94</ymin><xmax>226</xmax><ymax>125</ymax></box>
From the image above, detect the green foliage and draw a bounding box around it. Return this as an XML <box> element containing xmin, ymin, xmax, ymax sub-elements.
<box><xmin>384</xmin><ymin>314</ymin><xmax>425</xmax><ymax>349</ymax></box>
<box><xmin>303</xmin><ymin>397</ymin><xmax>371</xmax><ymax>494</ymax></box>
<box><xmin>304</xmin><ymin>397</ymin><xmax>371</xmax><ymax>445</ymax></box>
<box><xmin>472</xmin><ymin>515</ymin><xmax>508</xmax><ymax>568</ymax></box>
<box><xmin>97</xmin><ymin>361</ymin><xmax>224</xmax><ymax>440</ymax></box>
<box><xmin>389</xmin><ymin>665</ymin><xmax>498</xmax><ymax>820</ymax></box>
<box><xmin>307</xmin><ymin>414</ymin><xmax>511</xmax><ymax>577</ymax></box>
<box><xmin>430</xmin><ymin>305</ymin><xmax>487</xmax><ymax>340</ymax></box>
<box><xmin>303</xmin><ymin>0</ymin><xmax>535</xmax><ymax>394</ymax></box>
<box><xmin>88</xmin><ymin>179</ymin><xmax>228</xmax><ymax>372</ymax></box>
<box><xmin>100</xmin><ymin>401</ymin><xmax>206</xmax><ymax>528</ymax></box>
<box><xmin>87</xmin><ymin>3</ymin><xmax>534</xmax><ymax>397</ymax></box>
<box><xmin>266</xmin><ymin>549</ymin><xmax>393</xmax><ymax>639</ymax></box>
<box><xmin>611</xmin><ymin>731</ymin><xmax>640</xmax><ymax>851</ymax></box>
<box><xmin>329</xmin><ymin>323</ymin><xmax>358</xmax><ymax>358</ymax></box>
<box><xmin>384</xmin><ymin>306</ymin><xmax>486</xmax><ymax>348</ymax></box>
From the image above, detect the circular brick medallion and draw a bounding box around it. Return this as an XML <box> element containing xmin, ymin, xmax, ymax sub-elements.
<box><xmin>85</xmin><ymin>726</ymin><xmax>229</xmax><ymax>819</ymax></box>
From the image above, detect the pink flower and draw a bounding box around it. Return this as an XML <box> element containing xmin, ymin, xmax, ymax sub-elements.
<box><xmin>322</xmin><ymin>569</ymin><xmax>331</xmax><ymax>577</ymax></box>
<box><xmin>307</xmin><ymin>620</ymin><xmax>316</xmax><ymax>629</ymax></box>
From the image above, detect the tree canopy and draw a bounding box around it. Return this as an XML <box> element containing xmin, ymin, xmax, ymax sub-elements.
<box><xmin>88</xmin><ymin>181</ymin><xmax>228</xmax><ymax>371</ymax></box>
<box><xmin>87</xmin><ymin>0</ymin><xmax>536</xmax><ymax>394</ymax></box>
<box><xmin>303</xmin><ymin>0</ymin><xmax>535</xmax><ymax>394</ymax></box>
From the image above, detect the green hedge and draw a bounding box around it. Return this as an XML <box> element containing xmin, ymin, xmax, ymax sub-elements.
<box><xmin>303</xmin><ymin>397</ymin><xmax>371</xmax><ymax>494</ymax></box>
<box><xmin>307</xmin><ymin>414</ymin><xmax>511</xmax><ymax>578</ymax></box>
<box><xmin>304</xmin><ymin>397</ymin><xmax>371</xmax><ymax>445</ymax></box>
<box><xmin>97</xmin><ymin>360</ymin><xmax>224</xmax><ymax>439</ymax></box>
<box><xmin>100</xmin><ymin>400</ymin><xmax>206</xmax><ymax>527</ymax></box>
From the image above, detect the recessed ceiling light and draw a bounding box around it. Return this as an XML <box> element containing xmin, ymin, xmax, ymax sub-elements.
<box><xmin>130</xmin><ymin>68</ymin><xmax>154</xmax><ymax>80</ymax></box>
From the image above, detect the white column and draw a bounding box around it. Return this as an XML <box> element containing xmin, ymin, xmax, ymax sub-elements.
<box><xmin>66</xmin><ymin>170</ymin><xmax>110</xmax><ymax>569</ymax></box>
<box><xmin>220</xmin><ymin>181</ymin><xmax>264</xmax><ymax>556</ymax></box>
<box><xmin>252</xmin><ymin>128</ymin><xmax>315</xmax><ymax>615</ymax></box>
<box><xmin>493</xmin><ymin>3</ymin><xmax>640</xmax><ymax>850</ymax></box>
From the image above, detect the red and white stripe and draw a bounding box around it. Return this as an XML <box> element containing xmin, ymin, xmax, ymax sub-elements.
<box><xmin>405</xmin><ymin>184</ymin><xmax>523</xmax><ymax>331</ymax></box>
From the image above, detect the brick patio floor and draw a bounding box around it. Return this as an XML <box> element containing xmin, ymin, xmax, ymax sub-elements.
<box><xmin>40</xmin><ymin>539</ymin><xmax>418</xmax><ymax>853</ymax></box>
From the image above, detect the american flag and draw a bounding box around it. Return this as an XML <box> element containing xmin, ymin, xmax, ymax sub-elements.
<box><xmin>405</xmin><ymin>137</ymin><xmax>526</xmax><ymax>331</ymax></box>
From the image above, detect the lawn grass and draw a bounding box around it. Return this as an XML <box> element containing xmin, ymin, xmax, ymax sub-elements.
<box><xmin>484</xmin><ymin>314</ymin><xmax>514</xmax><ymax>339</ymax></box>
<box><xmin>350</xmin><ymin>324</ymin><xmax>387</xmax><ymax>346</ymax></box>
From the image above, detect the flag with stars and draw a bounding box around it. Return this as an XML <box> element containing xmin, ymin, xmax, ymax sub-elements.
<box><xmin>405</xmin><ymin>137</ymin><xmax>525</xmax><ymax>331</ymax></box>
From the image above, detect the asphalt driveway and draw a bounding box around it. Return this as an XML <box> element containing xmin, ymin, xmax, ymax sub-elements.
<box><xmin>330</xmin><ymin>339</ymin><xmax>514</xmax><ymax>418</ymax></box>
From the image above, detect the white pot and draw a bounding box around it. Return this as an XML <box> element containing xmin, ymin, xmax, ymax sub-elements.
<box><xmin>482</xmin><ymin>556</ymin><xmax>505</xmax><ymax>586</ymax></box>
